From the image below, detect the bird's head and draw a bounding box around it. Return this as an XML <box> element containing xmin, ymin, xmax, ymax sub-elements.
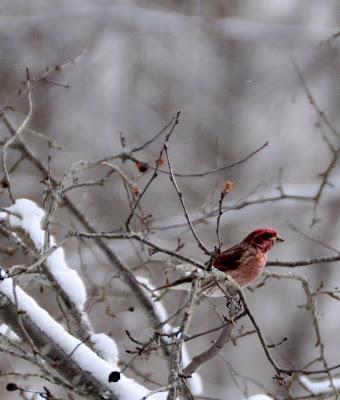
<box><xmin>243</xmin><ymin>228</ymin><xmax>284</xmax><ymax>251</ymax></box>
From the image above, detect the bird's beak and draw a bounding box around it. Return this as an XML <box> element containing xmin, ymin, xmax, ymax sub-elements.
<box><xmin>276</xmin><ymin>235</ymin><xmax>284</xmax><ymax>242</ymax></box>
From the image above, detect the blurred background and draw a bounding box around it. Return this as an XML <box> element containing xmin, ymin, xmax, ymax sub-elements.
<box><xmin>0</xmin><ymin>1</ymin><xmax>340</xmax><ymax>399</ymax></box>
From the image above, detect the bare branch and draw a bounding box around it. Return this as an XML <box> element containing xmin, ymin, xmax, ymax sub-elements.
<box><xmin>125</xmin><ymin>111</ymin><xmax>181</xmax><ymax>230</ymax></box>
<box><xmin>267</xmin><ymin>255</ymin><xmax>340</xmax><ymax>267</ymax></box>
<box><xmin>167</xmin><ymin>280</ymin><xmax>198</xmax><ymax>400</ymax></box>
<box><xmin>1</xmin><ymin>69</ymin><xmax>33</xmax><ymax>203</ymax></box>
<box><xmin>293</xmin><ymin>59</ymin><xmax>340</xmax><ymax>138</ymax></box>
<box><xmin>164</xmin><ymin>140</ymin><xmax>211</xmax><ymax>255</ymax></box>
<box><xmin>70</xmin><ymin>230</ymin><xmax>206</xmax><ymax>270</ymax></box>
<box><xmin>130</xmin><ymin>113</ymin><xmax>179</xmax><ymax>153</ymax></box>
<box><xmin>128</xmin><ymin>141</ymin><xmax>269</xmax><ymax>179</ymax></box>
<box><xmin>183</xmin><ymin>322</ymin><xmax>234</xmax><ymax>376</ymax></box>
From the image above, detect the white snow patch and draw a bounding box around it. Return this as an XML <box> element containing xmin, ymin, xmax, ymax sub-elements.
<box><xmin>0</xmin><ymin>268</ymin><xmax>8</xmax><ymax>280</ymax></box>
<box><xmin>90</xmin><ymin>333</ymin><xmax>119</xmax><ymax>366</ymax></box>
<box><xmin>25</xmin><ymin>393</ymin><xmax>45</xmax><ymax>400</ymax></box>
<box><xmin>299</xmin><ymin>375</ymin><xmax>340</xmax><ymax>395</ymax></box>
<box><xmin>0</xmin><ymin>323</ymin><xmax>20</xmax><ymax>341</ymax></box>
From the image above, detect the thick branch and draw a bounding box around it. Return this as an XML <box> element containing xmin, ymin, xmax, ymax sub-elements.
<box><xmin>183</xmin><ymin>322</ymin><xmax>234</xmax><ymax>376</ymax></box>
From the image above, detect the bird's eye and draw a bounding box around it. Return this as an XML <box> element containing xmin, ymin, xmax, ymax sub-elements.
<box><xmin>262</xmin><ymin>232</ymin><xmax>274</xmax><ymax>240</ymax></box>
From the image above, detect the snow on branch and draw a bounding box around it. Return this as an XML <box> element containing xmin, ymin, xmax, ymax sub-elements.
<box><xmin>0</xmin><ymin>274</ymin><xmax>163</xmax><ymax>400</ymax></box>
<box><xmin>0</xmin><ymin>199</ymin><xmax>168</xmax><ymax>398</ymax></box>
<box><xmin>0</xmin><ymin>199</ymin><xmax>86</xmax><ymax>309</ymax></box>
<box><xmin>299</xmin><ymin>375</ymin><xmax>340</xmax><ymax>395</ymax></box>
<box><xmin>0</xmin><ymin>323</ymin><xmax>20</xmax><ymax>342</ymax></box>
<box><xmin>90</xmin><ymin>333</ymin><xmax>119</xmax><ymax>366</ymax></box>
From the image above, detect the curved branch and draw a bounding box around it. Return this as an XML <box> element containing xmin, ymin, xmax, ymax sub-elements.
<box><xmin>183</xmin><ymin>322</ymin><xmax>234</xmax><ymax>376</ymax></box>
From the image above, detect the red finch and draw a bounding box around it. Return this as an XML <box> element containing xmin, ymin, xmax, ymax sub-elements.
<box><xmin>157</xmin><ymin>228</ymin><xmax>284</xmax><ymax>297</ymax></box>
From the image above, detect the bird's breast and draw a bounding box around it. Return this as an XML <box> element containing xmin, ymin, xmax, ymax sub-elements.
<box><xmin>227</xmin><ymin>251</ymin><xmax>268</xmax><ymax>287</ymax></box>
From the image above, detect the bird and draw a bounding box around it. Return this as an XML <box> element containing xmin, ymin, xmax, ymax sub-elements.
<box><xmin>156</xmin><ymin>228</ymin><xmax>284</xmax><ymax>297</ymax></box>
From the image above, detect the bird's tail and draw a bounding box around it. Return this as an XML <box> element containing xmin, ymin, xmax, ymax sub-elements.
<box><xmin>155</xmin><ymin>275</ymin><xmax>229</xmax><ymax>298</ymax></box>
<box><xmin>154</xmin><ymin>276</ymin><xmax>194</xmax><ymax>292</ymax></box>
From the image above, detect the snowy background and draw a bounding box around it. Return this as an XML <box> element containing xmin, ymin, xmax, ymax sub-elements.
<box><xmin>0</xmin><ymin>1</ymin><xmax>339</xmax><ymax>399</ymax></box>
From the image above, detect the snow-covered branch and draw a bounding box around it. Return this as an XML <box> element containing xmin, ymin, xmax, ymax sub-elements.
<box><xmin>0</xmin><ymin>274</ymin><xmax>161</xmax><ymax>399</ymax></box>
<box><xmin>0</xmin><ymin>200</ymin><xmax>164</xmax><ymax>399</ymax></box>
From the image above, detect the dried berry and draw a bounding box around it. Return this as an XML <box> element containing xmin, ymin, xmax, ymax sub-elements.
<box><xmin>6</xmin><ymin>383</ymin><xmax>18</xmax><ymax>391</ymax></box>
<box><xmin>108</xmin><ymin>371</ymin><xmax>121</xmax><ymax>383</ymax></box>
<box><xmin>135</xmin><ymin>161</ymin><xmax>148</xmax><ymax>173</ymax></box>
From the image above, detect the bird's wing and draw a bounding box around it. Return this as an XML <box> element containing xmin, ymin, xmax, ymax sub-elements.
<box><xmin>212</xmin><ymin>243</ymin><xmax>248</xmax><ymax>271</ymax></box>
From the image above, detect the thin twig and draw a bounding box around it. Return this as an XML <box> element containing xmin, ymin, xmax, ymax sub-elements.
<box><xmin>238</xmin><ymin>289</ymin><xmax>286</xmax><ymax>376</ymax></box>
<box><xmin>125</xmin><ymin>111</ymin><xmax>181</xmax><ymax>230</ymax></box>
<box><xmin>153</xmin><ymin>193</ymin><xmax>314</xmax><ymax>231</ymax></box>
<box><xmin>267</xmin><ymin>255</ymin><xmax>340</xmax><ymax>267</ymax></box>
<box><xmin>164</xmin><ymin>140</ymin><xmax>211</xmax><ymax>255</ymax></box>
<box><xmin>70</xmin><ymin>230</ymin><xmax>206</xmax><ymax>270</ymax></box>
<box><xmin>184</xmin><ymin>314</ymin><xmax>246</xmax><ymax>343</ymax></box>
<box><xmin>216</xmin><ymin>190</ymin><xmax>226</xmax><ymax>250</ymax></box>
<box><xmin>289</xmin><ymin>223</ymin><xmax>340</xmax><ymax>254</ymax></box>
<box><xmin>183</xmin><ymin>322</ymin><xmax>234</xmax><ymax>376</ymax></box>
<box><xmin>2</xmin><ymin>68</ymin><xmax>33</xmax><ymax>202</ymax></box>
<box><xmin>0</xmin><ymin>48</ymin><xmax>85</xmax><ymax>113</ymax></box>
<box><xmin>167</xmin><ymin>280</ymin><xmax>198</xmax><ymax>400</ymax></box>
<box><xmin>8</xmin><ymin>237</ymin><xmax>70</xmax><ymax>277</ymax></box>
<box><xmin>11</xmin><ymin>280</ymin><xmax>44</xmax><ymax>361</ymax></box>
<box><xmin>311</xmin><ymin>147</ymin><xmax>340</xmax><ymax>225</ymax></box>
<box><xmin>131</xmin><ymin>113</ymin><xmax>178</xmax><ymax>153</ymax></box>
<box><xmin>293</xmin><ymin>59</ymin><xmax>340</xmax><ymax>138</ymax></box>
